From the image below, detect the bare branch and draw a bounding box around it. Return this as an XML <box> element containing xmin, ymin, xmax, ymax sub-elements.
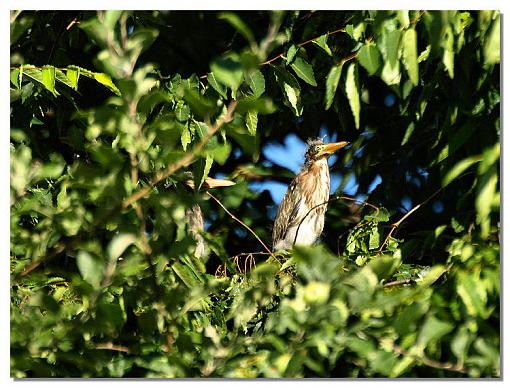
<box><xmin>95</xmin><ymin>342</ymin><xmax>130</xmax><ymax>353</ymax></box>
<box><xmin>377</xmin><ymin>186</ymin><xmax>443</xmax><ymax>253</ymax></box>
<box><xmin>392</xmin><ymin>344</ymin><xmax>467</xmax><ymax>374</ymax></box>
<box><xmin>383</xmin><ymin>278</ymin><xmax>413</xmax><ymax>288</ymax></box>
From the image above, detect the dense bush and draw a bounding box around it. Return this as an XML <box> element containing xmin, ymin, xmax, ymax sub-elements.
<box><xmin>10</xmin><ymin>10</ymin><xmax>499</xmax><ymax>377</ymax></box>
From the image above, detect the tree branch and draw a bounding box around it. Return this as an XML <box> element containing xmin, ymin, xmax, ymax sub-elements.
<box><xmin>392</xmin><ymin>344</ymin><xmax>467</xmax><ymax>374</ymax></box>
<box><xmin>377</xmin><ymin>186</ymin><xmax>443</xmax><ymax>253</ymax></box>
<box><xmin>122</xmin><ymin>100</ymin><xmax>238</xmax><ymax>209</ymax></box>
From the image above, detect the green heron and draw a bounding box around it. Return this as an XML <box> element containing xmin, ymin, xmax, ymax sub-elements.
<box><xmin>184</xmin><ymin>175</ymin><xmax>235</xmax><ymax>258</ymax></box>
<box><xmin>272</xmin><ymin>138</ymin><xmax>349</xmax><ymax>251</ymax></box>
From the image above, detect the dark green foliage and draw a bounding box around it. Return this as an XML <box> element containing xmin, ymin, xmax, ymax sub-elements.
<box><xmin>10</xmin><ymin>10</ymin><xmax>499</xmax><ymax>377</ymax></box>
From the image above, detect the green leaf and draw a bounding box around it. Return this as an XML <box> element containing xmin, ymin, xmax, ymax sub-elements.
<box><xmin>402</xmin><ymin>28</ymin><xmax>419</xmax><ymax>86</ymax></box>
<box><xmin>41</xmin><ymin>66</ymin><xmax>58</xmax><ymax>96</ymax></box>
<box><xmin>325</xmin><ymin>63</ymin><xmax>343</xmax><ymax>110</ymax></box>
<box><xmin>210</xmin><ymin>55</ymin><xmax>243</xmax><ymax>92</ymax></box>
<box><xmin>273</xmin><ymin>66</ymin><xmax>302</xmax><ymax>116</ymax></box>
<box><xmin>65</xmin><ymin>68</ymin><xmax>80</xmax><ymax>90</ymax></box>
<box><xmin>203</xmin><ymin>137</ymin><xmax>231</xmax><ymax>164</ymax></box>
<box><xmin>207</xmin><ymin>72</ymin><xmax>227</xmax><ymax>98</ymax></box>
<box><xmin>442</xmin><ymin>155</ymin><xmax>482</xmax><ymax>187</ymax></box>
<box><xmin>183</xmin><ymin>88</ymin><xmax>216</xmax><ymax>117</ymax></box>
<box><xmin>483</xmin><ymin>14</ymin><xmax>500</xmax><ymax>65</ymax></box>
<box><xmin>246</xmin><ymin>110</ymin><xmax>258</xmax><ymax>135</ymax></box>
<box><xmin>397</xmin><ymin>10</ymin><xmax>410</xmax><ymax>29</ymax></box>
<box><xmin>77</xmin><ymin>251</ymin><xmax>103</xmax><ymax>288</ymax></box>
<box><xmin>451</xmin><ymin>326</ymin><xmax>472</xmax><ymax>364</ymax></box>
<box><xmin>193</xmin><ymin>154</ymin><xmax>214</xmax><ymax>190</ymax></box>
<box><xmin>218</xmin><ymin>12</ymin><xmax>255</xmax><ymax>47</ymax></box>
<box><xmin>290</xmin><ymin>56</ymin><xmax>317</xmax><ymax>86</ymax></box>
<box><xmin>93</xmin><ymin>72</ymin><xmax>121</xmax><ymax>96</ymax></box>
<box><xmin>172</xmin><ymin>262</ymin><xmax>202</xmax><ymax>288</ymax></box>
<box><xmin>313</xmin><ymin>34</ymin><xmax>332</xmax><ymax>56</ymax></box>
<box><xmin>385</xmin><ymin>29</ymin><xmax>402</xmax><ymax>67</ymax></box>
<box><xmin>54</xmin><ymin>69</ymin><xmax>76</xmax><ymax>90</ymax></box>
<box><xmin>180</xmin><ymin>121</ymin><xmax>192</xmax><ymax>151</ymax></box>
<box><xmin>175</xmin><ymin>101</ymin><xmax>190</xmax><ymax>122</ymax></box>
<box><xmin>381</xmin><ymin>60</ymin><xmax>401</xmax><ymax>86</ymax></box>
<box><xmin>417</xmin><ymin>315</ymin><xmax>454</xmax><ymax>349</ymax></box>
<box><xmin>286</xmin><ymin>44</ymin><xmax>298</xmax><ymax>64</ymax></box>
<box><xmin>456</xmin><ymin>271</ymin><xmax>489</xmax><ymax>318</ymax></box>
<box><xmin>345</xmin><ymin>63</ymin><xmax>360</xmax><ymax>129</ymax></box>
<box><xmin>245</xmin><ymin>69</ymin><xmax>265</xmax><ymax>98</ymax></box>
<box><xmin>107</xmin><ymin>233</ymin><xmax>137</xmax><ymax>261</ymax></box>
<box><xmin>442</xmin><ymin>25</ymin><xmax>455</xmax><ymax>78</ymax></box>
<box><xmin>357</xmin><ymin>44</ymin><xmax>381</xmax><ymax>75</ymax></box>
<box><xmin>476</xmin><ymin>170</ymin><xmax>498</xmax><ymax>239</ymax></box>
<box><xmin>10</xmin><ymin>69</ymin><xmax>20</xmax><ymax>89</ymax></box>
<box><xmin>416</xmin><ymin>265</ymin><xmax>446</xmax><ymax>287</ymax></box>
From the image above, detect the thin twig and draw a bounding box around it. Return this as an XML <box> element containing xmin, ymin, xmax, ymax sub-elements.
<box><xmin>377</xmin><ymin>186</ymin><xmax>443</xmax><ymax>253</ymax></box>
<box><xmin>122</xmin><ymin>100</ymin><xmax>238</xmax><ymax>209</ymax></box>
<box><xmin>206</xmin><ymin>192</ymin><xmax>278</xmax><ymax>262</ymax></box>
<box><xmin>260</xmin><ymin>26</ymin><xmax>347</xmax><ymax>66</ymax></box>
<box><xmin>392</xmin><ymin>344</ymin><xmax>467</xmax><ymax>374</ymax></box>
<box><xmin>95</xmin><ymin>342</ymin><xmax>130</xmax><ymax>353</ymax></box>
<box><xmin>383</xmin><ymin>278</ymin><xmax>413</xmax><ymax>288</ymax></box>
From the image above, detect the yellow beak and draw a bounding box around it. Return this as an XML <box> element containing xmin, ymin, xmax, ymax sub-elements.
<box><xmin>316</xmin><ymin>141</ymin><xmax>349</xmax><ymax>157</ymax></box>
<box><xmin>186</xmin><ymin>177</ymin><xmax>236</xmax><ymax>190</ymax></box>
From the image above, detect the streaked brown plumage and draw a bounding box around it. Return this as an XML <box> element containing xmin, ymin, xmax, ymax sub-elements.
<box><xmin>184</xmin><ymin>176</ymin><xmax>235</xmax><ymax>258</ymax></box>
<box><xmin>272</xmin><ymin>138</ymin><xmax>349</xmax><ymax>251</ymax></box>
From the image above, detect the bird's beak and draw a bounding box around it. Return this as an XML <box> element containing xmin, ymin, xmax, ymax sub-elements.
<box><xmin>202</xmin><ymin>177</ymin><xmax>236</xmax><ymax>189</ymax></box>
<box><xmin>317</xmin><ymin>141</ymin><xmax>349</xmax><ymax>157</ymax></box>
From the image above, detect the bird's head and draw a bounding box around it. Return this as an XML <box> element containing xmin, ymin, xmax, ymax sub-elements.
<box><xmin>304</xmin><ymin>138</ymin><xmax>349</xmax><ymax>162</ymax></box>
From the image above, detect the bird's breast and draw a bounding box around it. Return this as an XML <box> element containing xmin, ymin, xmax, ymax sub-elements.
<box><xmin>298</xmin><ymin>159</ymin><xmax>330</xmax><ymax>210</ymax></box>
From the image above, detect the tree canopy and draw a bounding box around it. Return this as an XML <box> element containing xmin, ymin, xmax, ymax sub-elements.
<box><xmin>10</xmin><ymin>10</ymin><xmax>500</xmax><ymax>377</ymax></box>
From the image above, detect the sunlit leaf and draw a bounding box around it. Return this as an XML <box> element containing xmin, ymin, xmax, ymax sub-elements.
<box><xmin>345</xmin><ymin>62</ymin><xmax>360</xmax><ymax>129</ymax></box>
<box><xmin>246</xmin><ymin>109</ymin><xmax>258</xmax><ymax>135</ymax></box>
<box><xmin>402</xmin><ymin>28</ymin><xmax>419</xmax><ymax>85</ymax></box>
<box><xmin>93</xmin><ymin>72</ymin><xmax>121</xmax><ymax>95</ymax></box>
<box><xmin>313</xmin><ymin>34</ymin><xmax>332</xmax><ymax>56</ymax></box>
<box><xmin>286</xmin><ymin>44</ymin><xmax>299</xmax><ymax>64</ymax></box>
<box><xmin>325</xmin><ymin>63</ymin><xmax>343</xmax><ymax>110</ymax></box>
<box><xmin>483</xmin><ymin>13</ymin><xmax>500</xmax><ymax>65</ymax></box>
<box><xmin>66</xmin><ymin>68</ymin><xmax>80</xmax><ymax>90</ymax></box>
<box><xmin>108</xmin><ymin>234</ymin><xmax>137</xmax><ymax>261</ymax></box>
<box><xmin>207</xmin><ymin>72</ymin><xmax>227</xmax><ymax>98</ymax></box>
<box><xmin>357</xmin><ymin>44</ymin><xmax>381</xmax><ymax>75</ymax></box>
<box><xmin>77</xmin><ymin>251</ymin><xmax>103</xmax><ymax>288</ymax></box>
<box><xmin>245</xmin><ymin>69</ymin><xmax>265</xmax><ymax>98</ymax></box>
<box><xmin>210</xmin><ymin>55</ymin><xmax>243</xmax><ymax>92</ymax></box>
<box><xmin>442</xmin><ymin>155</ymin><xmax>482</xmax><ymax>187</ymax></box>
<box><xmin>41</xmin><ymin>66</ymin><xmax>58</xmax><ymax>96</ymax></box>
<box><xmin>290</xmin><ymin>56</ymin><xmax>317</xmax><ymax>86</ymax></box>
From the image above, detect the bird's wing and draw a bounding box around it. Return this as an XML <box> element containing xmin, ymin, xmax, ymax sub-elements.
<box><xmin>272</xmin><ymin>177</ymin><xmax>306</xmax><ymax>247</ymax></box>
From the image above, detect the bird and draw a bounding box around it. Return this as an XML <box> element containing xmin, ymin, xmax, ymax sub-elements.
<box><xmin>183</xmin><ymin>175</ymin><xmax>235</xmax><ymax>258</ymax></box>
<box><xmin>272</xmin><ymin>138</ymin><xmax>349</xmax><ymax>251</ymax></box>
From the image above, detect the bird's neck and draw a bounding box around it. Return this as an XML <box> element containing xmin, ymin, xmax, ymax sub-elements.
<box><xmin>299</xmin><ymin>158</ymin><xmax>330</xmax><ymax>207</ymax></box>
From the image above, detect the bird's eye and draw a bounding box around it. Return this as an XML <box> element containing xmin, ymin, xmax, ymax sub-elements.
<box><xmin>314</xmin><ymin>145</ymin><xmax>321</xmax><ymax>153</ymax></box>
